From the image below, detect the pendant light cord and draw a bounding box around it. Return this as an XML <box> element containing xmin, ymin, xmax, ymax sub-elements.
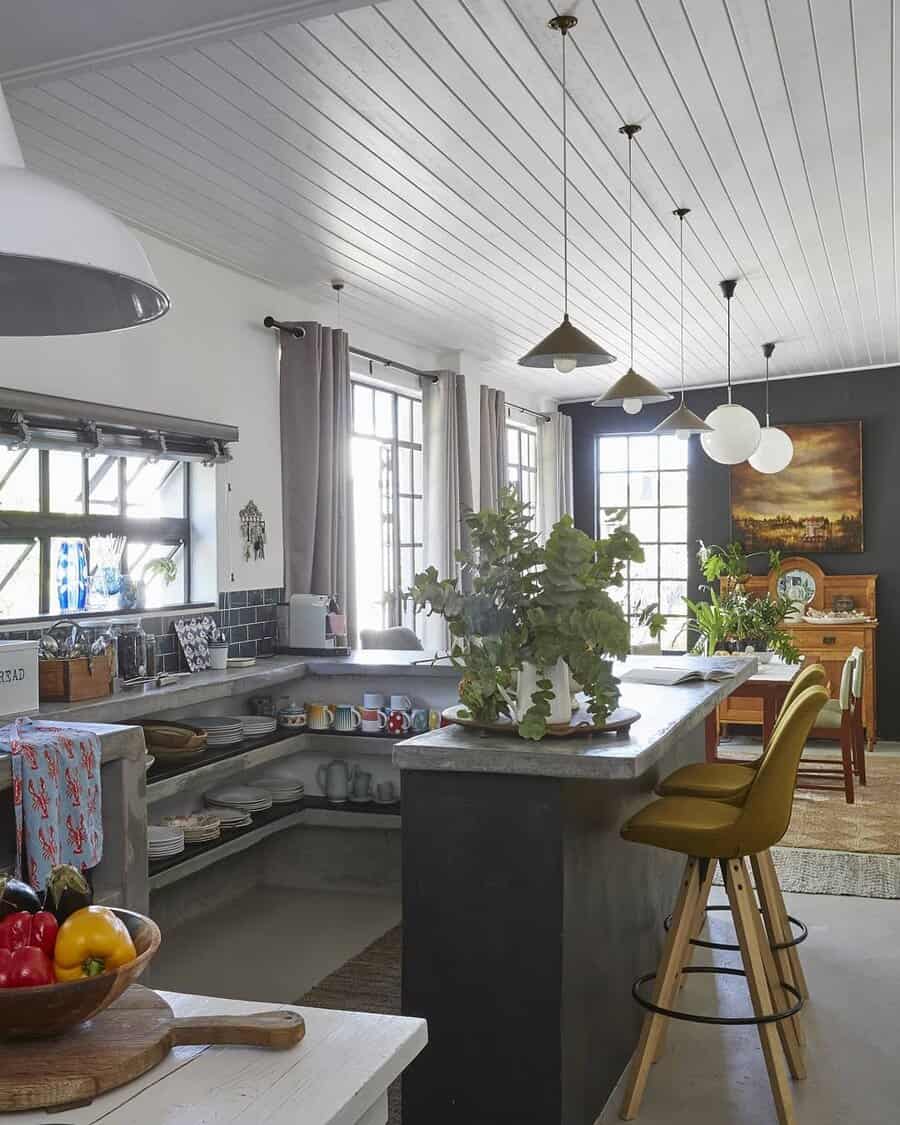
<box><xmin>627</xmin><ymin>132</ymin><xmax>634</xmax><ymax>368</ymax></box>
<box><xmin>561</xmin><ymin>28</ymin><xmax>568</xmax><ymax>318</ymax></box>
<box><xmin>678</xmin><ymin>211</ymin><xmax>685</xmax><ymax>404</ymax></box>
<box><xmin>765</xmin><ymin>351</ymin><xmax>770</xmax><ymax>425</ymax></box>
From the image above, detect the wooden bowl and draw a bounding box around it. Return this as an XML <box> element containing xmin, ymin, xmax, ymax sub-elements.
<box><xmin>0</xmin><ymin>908</ymin><xmax>161</xmax><ymax>1040</ymax></box>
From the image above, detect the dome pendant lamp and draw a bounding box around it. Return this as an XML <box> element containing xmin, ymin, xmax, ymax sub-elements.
<box><xmin>0</xmin><ymin>84</ymin><xmax>169</xmax><ymax>335</ymax></box>
<box><xmin>592</xmin><ymin>124</ymin><xmax>671</xmax><ymax>413</ymax></box>
<box><xmin>654</xmin><ymin>208</ymin><xmax>712</xmax><ymax>438</ymax></box>
<box><xmin>748</xmin><ymin>342</ymin><xmax>794</xmax><ymax>473</ymax></box>
<box><xmin>699</xmin><ymin>279</ymin><xmax>761</xmax><ymax>464</ymax></box>
<box><xmin>519</xmin><ymin>16</ymin><xmax>615</xmax><ymax>372</ymax></box>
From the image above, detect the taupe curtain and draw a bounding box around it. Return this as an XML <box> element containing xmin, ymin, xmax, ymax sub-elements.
<box><xmin>279</xmin><ymin>321</ymin><xmax>356</xmax><ymax>638</ymax></box>
<box><xmin>421</xmin><ymin>369</ymin><xmax>473</xmax><ymax>653</ymax></box>
<box><xmin>479</xmin><ymin>385</ymin><xmax>507</xmax><ymax>510</ymax></box>
<box><xmin>538</xmin><ymin>412</ymin><xmax>573</xmax><ymax>538</ymax></box>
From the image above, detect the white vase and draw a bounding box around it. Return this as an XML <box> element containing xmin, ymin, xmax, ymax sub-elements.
<box><xmin>515</xmin><ymin>659</ymin><xmax>571</xmax><ymax>726</ymax></box>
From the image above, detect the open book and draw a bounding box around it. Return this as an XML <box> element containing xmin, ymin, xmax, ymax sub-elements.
<box><xmin>620</xmin><ymin>662</ymin><xmax>742</xmax><ymax>686</ymax></box>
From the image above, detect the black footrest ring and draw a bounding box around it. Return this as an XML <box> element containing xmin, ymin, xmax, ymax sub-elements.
<box><xmin>664</xmin><ymin>904</ymin><xmax>808</xmax><ymax>952</ymax></box>
<box><xmin>632</xmin><ymin>966</ymin><xmax>803</xmax><ymax>1026</ymax></box>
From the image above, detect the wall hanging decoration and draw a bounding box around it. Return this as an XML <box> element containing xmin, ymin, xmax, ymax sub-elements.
<box><xmin>700</xmin><ymin>279</ymin><xmax>761</xmax><ymax>464</ymax></box>
<box><xmin>239</xmin><ymin>499</ymin><xmax>267</xmax><ymax>561</ymax></box>
<box><xmin>731</xmin><ymin>421</ymin><xmax>863</xmax><ymax>553</ymax></box>
<box><xmin>748</xmin><ymin>342</ymin><xmax>794</xmax><ymax>474</ymax></box>
<box><xmin>517</xmin><ymin>15</ymin><xmax>616</xmax><ymax>373</ymax></box>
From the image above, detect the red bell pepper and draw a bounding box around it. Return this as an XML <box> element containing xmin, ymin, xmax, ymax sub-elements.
<box><xmin>7</xmin><ymin>947</ymin><xmax>55</xmax><ymax>987</ymax></box>
<box><xmin>0</xmin><ymin>949</ymin><xmax>11</xmax><ymax>988</ymax></box>
<box><xmin>0</xmin><ymin>911</ymin><xmax>58</xmax><ymax>987</ymax></box>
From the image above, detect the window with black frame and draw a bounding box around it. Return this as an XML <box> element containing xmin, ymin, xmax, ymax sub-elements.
<box><xmin>350</xmin><ymin>381</ymin><xmax>424</xmax><ymax>639</ymax></box>
<box><xmin>0</xmin><ymin>447</ymin><xmax>191</xmax><ymax>620</ymax></box>
<box><xmin>506</xmin><ymin>421</ymin><xmax>538</xmax><ymax>529</ymax></box>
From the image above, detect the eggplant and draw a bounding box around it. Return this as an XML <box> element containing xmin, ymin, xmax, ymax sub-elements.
<box><xmin>0</xmin><ymin>874</ymin><xmax>42</xmax><ymax>918</ymax></box>
<box><xmin>43</xmin><ymin>863</ymin><xmax>93</xmax><ymax>923</ymax></box>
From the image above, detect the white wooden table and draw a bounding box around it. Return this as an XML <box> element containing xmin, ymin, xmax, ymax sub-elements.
<box><xmin>14</xmin><ymin>991</ymin><xmax>427</xmax><ymax>1125</ymax></box>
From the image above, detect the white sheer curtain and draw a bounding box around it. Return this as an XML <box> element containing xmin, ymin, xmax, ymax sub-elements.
<box><xmin>479</xmin><ymin>385</ymin><xmax>507</xmax><ymax>510</ymax></box>
<box><xmin>538</xmin><ymin>412</ymin><xmax>573</xmax><ymax>538</ymax></box>
<box><xmin>421</xmin><ymin>369</ymin><xmax>473</xmax><ymax>653</ymax></box>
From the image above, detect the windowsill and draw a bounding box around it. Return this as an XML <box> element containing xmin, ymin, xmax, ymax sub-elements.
<box><xmin>0</xmin><ymin>602</ymin><xmax>218</xmax><ymax>632</ymax></box>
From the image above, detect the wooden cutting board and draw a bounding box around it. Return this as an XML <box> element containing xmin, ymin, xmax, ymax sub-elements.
<box><xmin>0</xmin><ymin>985</ymin><xmax>305</xmax><ymax>1112</ymax></box>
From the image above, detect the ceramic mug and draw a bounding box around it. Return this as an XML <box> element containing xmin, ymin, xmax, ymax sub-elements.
<box><xmin>386</xmin><ymin>709</ymin><xmax>411</xmax><ymax>736</ymax></box>
<box><xmin>375</xmin><ymin>780</ymin><xmax>397</xmax><ymax>804</ymax></box>
<box><xmin>306</xmin><ymin>703</ymin><xmax>334</xmax><ymax>731</ymax></box>
<box><xmin>390</xmin><ymin>694</ymin><xmax>412</xmax><ymax>712</ymax></box>
<box><xmin>410</xmin><ymin>707</ymin><xmax>429</xmax><ymax>733</ymax></box>
<box><xmin>351</xmin><ymin>769</ymin><xmax>372</xmax><ymax>800</ymax></box>
<box><xmin>428</xmin><ymin>709</ymin><xmax>442</xmax><ymax>730</ymax></box>
<box><xmin>333</xmin><ymin>704</ymin><xmax>362</xmax><ymax>733</ymax></box>
<box><xmin>363</xmin><ymin>692</ymin><xmax>386</xmax><ymax>710</ymax></box>
<box><xmin>360</xmin><ymin>707</ymin><xmax>388</xmax><ymax>734</ymax></box>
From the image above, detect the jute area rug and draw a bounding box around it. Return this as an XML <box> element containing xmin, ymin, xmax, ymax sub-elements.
<box><xmin>298</xmin><ymin>926</ymin><xmax>403</xmax><ymax>1125</ymax></box>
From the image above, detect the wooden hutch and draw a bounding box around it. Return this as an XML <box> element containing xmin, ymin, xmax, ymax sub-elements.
<box><xmin>718</xmin><ymin>557</ymin><xmax>879</xmax><ymax>749</ymax></box>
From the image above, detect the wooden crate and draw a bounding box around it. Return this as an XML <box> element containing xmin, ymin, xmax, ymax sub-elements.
<box><xmin>39</xmin><ymin>650</ymin><xmax>115</xmax><ymax>702</ymax></box>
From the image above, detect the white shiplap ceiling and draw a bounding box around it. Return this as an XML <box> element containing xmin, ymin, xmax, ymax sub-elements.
<box><xmin>4</xmin><ymin>0</ymin><xmax>898</xmax><ymax>398</ymax></box>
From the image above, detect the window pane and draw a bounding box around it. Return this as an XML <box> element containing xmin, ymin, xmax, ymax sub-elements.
<box><xmin>507</xmin><ymin>427</ymin><xmax>519</xmax><ymax>465</ymax></box>
<box><xmin>125</xmin><ymin>458</ymin><xmax>185</xmax><ymax>519</ymax></box>
<box><xmin>660</xmin><ymin>508</ymin><xmax>687</xmax><ymax>543</ymax></box>
<box><xmin>597</xmin><ymin>436</ymin><xmax>628</xmax><ymax>471</ymax></box>
<box><xmin>49</xmin><ymin>451</ymin><xmax>84</xmax><ymax>514</ymax></box>
<box><xmin>50</xmin><ymin>538</ymin><xmax>89</xmax><ymax>615</ymax></box>
<box><xmin>400</xmin><ymin>547</ymin><xmax>414</xmax><ymax>591</ymax></box>
<box><xmin>659</xmin><ymin>435</ymin><xmax>689</xmax><ymax>470</ymax></box>
<box><xmin>525</xmin><ymin>432</ymin><xmax>536</xmax><ymax>469</ymax></box>
<box><xmin>412</xmin><ymin>400</ymin><xmax>422</xmax><ymax>445</ymax></box>
<box><xmin>630</xmin><ymin>580</ymin><xmax>659</xmax><ymax>614</ymax></box>
<box><xmin>660</xmin><ymin>544</ymin><xmax>688</xmax><ymax>579</ymax></box>
<box><xmin>629</xmin><ymin>618</ymin><xmax>652</xmax><ymax>647</ymax></box>
<box><xmin>629</xmin><ymin>471</ymin><xmax>658</xmax><ymax>507</ymax></box>
<box><xmin>0</xmin><ymin>449</ymin><xmax>39</xmax><ymax>512</ymax></box>
<box><xmin>374</xmin><ymin>390</ymin><xmax>394</xmax><ymax>438</ymax></box>
<box><xmin>0</xmin><ymin>542</ymin><xmax>39</xmax><ymax>618</ymax></box>
<box><xmin>397</xmin><ymin>397</ymin><xmax>411</xmax><ymax>443</ymax></box>
<box><xmin>399</xmin><ymin>498</ymin><xmax>413</xmax><ymax>545</ymax></box>
<box><xmin>661</xmin><ymin>617</ymin><xmax>688</xmax><ymax>652</ymax></box>
<box><xmin>398</xmin><ymin>447</ymin><xmax>412</xmax><ymax>494</ymax></box>
<box><xmin>413</xmin><ymin>497</ymin><xmax>423</xmax><ymax>543</ymax></box>
<box><xmin>126</xmin><ymin>542</ymin><xmax>186</xmax><ymax>608</ymax></box>
<box><xmin>660</xmin><ymin>580</ymin><xmax>688</xmax><ymax>616</ymax></box>
<box><xmin>629</xmin><ymin>436</ymin><xmax>658</xmax><ymax>470</ymax></box>
<box><xmin>598</xmin><ymin>472</ymin><xmax>627</xmax><ymax>508</ymax></box>
<box><xmin>353</xmin><ymin>384</ymin><xmax>374</xmax><ymax>435</ymax></box>
<box><xmin>629</xmin><ymin>508</ymin><xmax>658</xmax><ymax>543</ymax></box>
<box><xmin>87</xmin><ymin>454</ymin><xmax>120</xmax><ymax>514</ymax></box>
<box><xmin>659</xmin><ymin>470</ymin><xmax>687</xmax><ymax>506</ymax></box>
<box><xmin>631</xmin><ymin>545</ymin><xmax>658</xmax><ymax>580</ymax></box>
<box><xmin>413</xmin><ymin>449</ymin><xmax>423</xmax><ymax>492</ymax></box>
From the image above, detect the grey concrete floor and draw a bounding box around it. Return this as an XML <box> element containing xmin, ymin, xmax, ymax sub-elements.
<box><xmin>597</xmin><ymin>885</ymin><xmax>900</xmax><ymax>1125</ymax></box>
<box><xmin>150</xmin><ymin>884</ymin><xmax>401</xmax><ymax>1002</ymax></box>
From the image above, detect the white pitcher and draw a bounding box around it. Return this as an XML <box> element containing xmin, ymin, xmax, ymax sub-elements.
<box><xmin>514</xmin><ymin>659</ymin><xmax>572</xmax><ymax>726</ymax></box>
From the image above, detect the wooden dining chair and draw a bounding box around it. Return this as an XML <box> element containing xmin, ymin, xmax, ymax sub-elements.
<box><xmin>797</xmin><ymin>653</ymin><xmax>856</xmax><ymax>804</ymax></box>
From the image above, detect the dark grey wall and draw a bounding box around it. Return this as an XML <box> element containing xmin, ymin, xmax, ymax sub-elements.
<box><xmin>561</xmin><ymin>365</ymin><xmax>900</xmax><ymax>738</ymax></box>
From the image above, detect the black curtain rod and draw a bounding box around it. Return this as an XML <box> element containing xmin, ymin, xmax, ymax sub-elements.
<box><xmin>263</xmin><ymin>315</ymin><xmax>305</xmax><ymax>338</ymax></box>
<box><xmin>264</xmin><ymin>316</ymin><xmax>438</xmax><ymax>382</ymax></box>
<box><xmin>507</xmin><ymin>401</ymin><xmax>552</xmax><ymax>422</ymax></box>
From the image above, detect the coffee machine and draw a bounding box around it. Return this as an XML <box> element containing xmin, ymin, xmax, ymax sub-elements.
<box><xmin>278</xmin><ymin>594</ymin><xmax>349</xmax><ymax>654</ymax></box>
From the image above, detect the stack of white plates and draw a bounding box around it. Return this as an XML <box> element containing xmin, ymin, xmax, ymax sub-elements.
<box><xmin>148</xmin><ymin>824</ymin><xmax>185</xmax><ymax>859</ymax></box>
<box><xmin>242</xmin><ymin>715</ymin><xmax>277</xmax><ymax>738</ymax></box>
<box><xmin>257</xmin><ymin>772</ymin><xmax>305</xmax><ymax>804</ymax></box>
<box><xmin>190</xmin><ymin>717</ymin><xmax>245</xmax><ymax>747</ymax></box>
<box><xmin>211</xmin><ymin>805</ymin><xmax>253</xmax><ymax>830</ymax></box>
<box><xmin>205</xmin><ymin>784</ymin><xmax>273</xmax><ymax>814</ymax></box>
<box><xmin>161</xmin><ymin>813</ymin><xmax>221</xmax><ymax>844</ymax></box>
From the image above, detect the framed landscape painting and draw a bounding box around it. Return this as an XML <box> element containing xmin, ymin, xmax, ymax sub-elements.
<box><xmin>731</xmin><ymin>421</ymin><xmax>863</xmax><ymax>553</ymax></box>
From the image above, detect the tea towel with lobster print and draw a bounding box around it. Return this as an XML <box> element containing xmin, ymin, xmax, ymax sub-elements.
<box><xmin>1</xmin><ymin>718</ymin><xmax>103</xmax><ymax>890</ymax></box>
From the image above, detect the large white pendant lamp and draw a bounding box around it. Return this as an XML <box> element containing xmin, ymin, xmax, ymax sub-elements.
<box><xmin>654</xmin><ymin>208</ymin><xmax>712</xmax><ymax>439</ymax></box>
<box><xmin>700</xmin><ymin>279</ymin><xmax>761</xmax><ymax>464</ymax></box>
<box><xmin>748</xmin><ymin>342</ymin><xmax>793</xmax><ymax>473</ymax></box>
<box><xmin>0</xmin><ymin>84</ymin><xmax>169</xmax><ymax>335</ymax></box>
<box><xmin>518</xmin><ymin>16</ymin><xmax>615</xmax><ymax>372</ymax></box>
<box><xmin>593</xmin><ymin>124</ymin><xmax>671</xmax><ymax>413</ymax></box>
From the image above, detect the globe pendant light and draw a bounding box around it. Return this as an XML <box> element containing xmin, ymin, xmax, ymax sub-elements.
<box><xmin>654</xmin><ymin>208</ymin><xmax>712</xmax><ymax>439</ymax></box>
<box><xmin>518</xmin><ymin>16</ymin><xmax>615</xmax><ymax>372</ymax></box>
<box><xmin>699</xmin><ymin>279</ymin><xmax>761</xmax><ymax>464</ymax></box>
<box><xmin>593</xmin><ymin>124</ymin><xmax>671</xmax><ymax>413</ymax></box>
<box><xmin>0</xmin><ymin>84</ymin><xmax>169</xmax><ymax>335</ymax></box>
<box><xmin>748</xmin><ymin>342</ymin><xmax>794</xmax><ymax>473</ymax></box>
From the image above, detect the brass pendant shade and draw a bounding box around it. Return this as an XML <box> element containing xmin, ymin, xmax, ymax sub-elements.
<box><xmin>592</xmin><ymin>367</ymin><xmax>673</xmax><ymax>407</ymax></box>
<box><xmin>518</xmin><ymin>15</ymin><xmax>615</xmax><ymax>372</ymax></box>
<box><xmin>519</xmin><ymin>313</ymin><xmax>615</xmax><ymax>369</ymax></box>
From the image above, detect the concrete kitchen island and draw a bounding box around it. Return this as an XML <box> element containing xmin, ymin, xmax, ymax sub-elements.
<box><xmin>394</xmin><ymin>658</ymin><xmax>758</xmax><ymax>1125</ymax></box>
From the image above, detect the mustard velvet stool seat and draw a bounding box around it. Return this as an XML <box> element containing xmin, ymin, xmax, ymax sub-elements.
<box><xmin>618</xmin><ymin>685</ymin><xmax>828</xmax><ymax>1125</ymax></box>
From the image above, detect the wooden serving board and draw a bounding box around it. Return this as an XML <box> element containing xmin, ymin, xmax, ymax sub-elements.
<box><xmin>442</xmin><ymin>704</ymin><xmax>641</xmax><ymax>737</ymax></box>
<box><xmin>0</xmin><ymin>985</ymin><xmax>305</xmax><ymax>1112</ymax></box>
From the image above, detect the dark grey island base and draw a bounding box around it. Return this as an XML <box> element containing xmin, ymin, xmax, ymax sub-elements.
<box><xmin>395</xmin><ymin>659</ymin><xmax>758</xmax><ymax>1125</ymax></box>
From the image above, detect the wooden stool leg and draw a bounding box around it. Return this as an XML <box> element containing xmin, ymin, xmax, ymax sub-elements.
<box><xmin>620</xmin><ymin>857</ymin><xmax>702</xmax><ymax>1120</ymax></box>
<box><xmin>724</xmin><ymin>858</ymin><xmax>796</xmax><ymax>1125</ymax></box>
<box><xmin>755</xmin><ymin>850</ymin><xmax>809</xmax><ymax>1004</ymax></box>
<box><xmin>853</xmin><ymin>705</ymin><xmax>867</xmax><ymax>785</ymax></box>
<box><xmin>653</xmin><ymin>858</ymin><xmax>716</xmax><ymax>1063</ymax></box>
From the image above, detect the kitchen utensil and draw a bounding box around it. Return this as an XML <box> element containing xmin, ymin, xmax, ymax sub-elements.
<box><xmin>374</xmin><ymin>780</ymin><xmax>398</xmax><ymax>804</ymax></box>
<box><xmin>316</xmin><ymin>759</ymin><xmax>355</xmax><ymax>803</ymax></box>
<box><xmin>0</xmin><ymin>984</ymin><xmax>305</xmax><ymax>1111</ymax></box>
<box><xmin>0</xmin><ymin>909</ymin><xmax>159</xmax><ymax>1042</ymax></box>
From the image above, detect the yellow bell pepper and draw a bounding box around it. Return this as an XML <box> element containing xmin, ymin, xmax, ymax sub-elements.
<box><xmin>53</xmin><ymin>906</ymin><xmax>136</xmax><ymax>981</ymax></box>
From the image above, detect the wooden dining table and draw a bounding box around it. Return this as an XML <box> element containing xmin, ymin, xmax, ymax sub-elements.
<box><xmin>705</xmin><ymin>662</ymin><xmax>803</xmax><ymax>762</ymax></box>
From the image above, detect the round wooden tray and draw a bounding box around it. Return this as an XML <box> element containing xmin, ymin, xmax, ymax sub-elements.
<box><xmin>442</xmin><ymin>703</ymin><xmax>641</xmax><ymax>738</ymax></box>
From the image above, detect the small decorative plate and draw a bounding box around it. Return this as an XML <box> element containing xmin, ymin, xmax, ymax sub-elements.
<box><xmin>777</xmin><ymin>568</ymin><xmax>817</xmax><ymax>606</ymax></box>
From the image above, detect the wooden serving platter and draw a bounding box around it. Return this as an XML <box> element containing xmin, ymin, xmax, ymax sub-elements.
<box><xmin>0</xmin><ymin>985</ymin><xmax>305</xmax><ymax>1112</ymax></box>
<box><xmin>442</xmin><ymin>704</ymin><xmax>641</xmax><ymax>738</ymax></box>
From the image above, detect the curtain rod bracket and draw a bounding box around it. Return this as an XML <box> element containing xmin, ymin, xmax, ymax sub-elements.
<box><xmin>264</xmin><ymin>316</ymin><xmax>305</xmax><ymax>339</ymax></box>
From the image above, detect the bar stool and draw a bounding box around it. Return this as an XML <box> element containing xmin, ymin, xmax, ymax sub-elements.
<box><xmin>618</xmin><ymin>685</ymin><xmax>828</xmax><ymax>1124</ymax></box>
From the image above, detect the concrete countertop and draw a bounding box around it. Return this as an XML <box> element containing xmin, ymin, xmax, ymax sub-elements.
<box><xmin>0</xmin><ymin>721</ymin><xmax>146</xmax><ymax>790</ymax></box>
<box><xmin>394</xmin><ymin>656</ymin><xmax>758</xmax><ymax>781</ymax></box>
<box><xmin>304</xmin><ymin>650</ymin><xmax>458</xmax><ymax>677</ymax></box>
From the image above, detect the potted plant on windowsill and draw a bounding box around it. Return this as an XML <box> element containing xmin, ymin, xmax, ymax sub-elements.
<box><xmin>135</xmin><ymin>557</ymin><xmax>178</xmax><ymax>611</ymax></box>
<box><xmin>409</xmin><ymin>489</ymin><xmax>660</xmax><ymax>740</ymax></box>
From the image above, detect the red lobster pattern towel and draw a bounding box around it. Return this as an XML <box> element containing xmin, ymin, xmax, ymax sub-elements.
<box><xmin>1</xmin><ymin>718</ymin><xmax>102</xmax><ymax>889</ymax></box>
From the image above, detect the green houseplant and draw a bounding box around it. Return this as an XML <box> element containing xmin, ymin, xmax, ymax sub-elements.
<box><xmin>409</xmin><ymin>489</ymin><xmax>653</xmax><ymax>740</ymax></box>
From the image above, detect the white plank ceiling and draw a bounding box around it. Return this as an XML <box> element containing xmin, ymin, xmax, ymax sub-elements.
<box><xmin>4</xmin><ymin>0</ymin><xmax>898</xmax><ymax>399</ymax></box>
